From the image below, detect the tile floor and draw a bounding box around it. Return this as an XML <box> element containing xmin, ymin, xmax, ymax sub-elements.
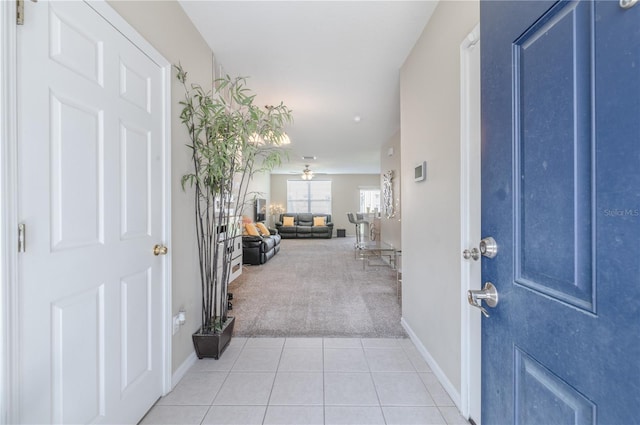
<box><xmin>140</xmin><ymin>337</ymin><xmax>469</xmax><ymax>425</ymax></box>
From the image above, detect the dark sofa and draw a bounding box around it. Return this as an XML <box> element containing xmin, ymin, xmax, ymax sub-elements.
<box><xmin>242</xmin><ymin>228</ymin><xmax>281</xmax><ymax>265</ymax></box>
<box><xmin>275</xmin><ymin>213</ymin><xmax>333</xmax><ymax>239</ymax></box>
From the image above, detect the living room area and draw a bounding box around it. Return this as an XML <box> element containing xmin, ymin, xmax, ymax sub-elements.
<box><xmin>233</xmin><ymin>147</ymin><xmax>403</xmax><ymax>336</ymax></box>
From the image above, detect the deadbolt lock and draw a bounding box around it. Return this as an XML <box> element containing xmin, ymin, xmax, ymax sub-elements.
<box><xmin>479</xmin><ymin>237</ymin><xmax>498</xmax><ymax>259</ymax></box>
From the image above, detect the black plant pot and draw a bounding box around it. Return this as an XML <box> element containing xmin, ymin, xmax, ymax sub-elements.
<box><xmin>192</xmin><ymin>316</ymin><xmax>235</xmax><ymax>359</ymax></box>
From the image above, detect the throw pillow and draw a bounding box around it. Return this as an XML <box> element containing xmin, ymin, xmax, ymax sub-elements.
<box><xmin>245</xmin><ymin>223</ymin><xmax>260</xmax><ymax>236</ymax></box>
<box><xmin>283</xmin><ymin>216</ymin><xmax>295</xmax><ymax>226</ymax></box>
<box><xmin>256</xmin><ymin>222</ymin><xmax>270</xmax><ymax>236</ymax></box>
<box><xmin>313</xmin><ymin>216</ymin><xmax>326</xmax><ymax>226</ymax></box>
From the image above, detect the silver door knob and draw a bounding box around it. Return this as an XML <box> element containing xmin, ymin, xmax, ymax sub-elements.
<box><xmin>467</xmin><ymin>282</ymin><xmax>499</xmax><ymax>317</ymax></box>
<box><xmin>479</xmin><ymin>237</ymin><xmax>498</xmax><ymax>258</ymax></box>
<box><xmin>153</xmin><ymin>244</ymin><xmax>168</xmax><ymax>256</ymax></box>
<box><xmin>620</xmin><ymin>0</ymin><xmax>638</xmax><ymax>9</ymax></box>
<box><xmin>462</xmin><ymin>248</ymin><xmax>480</xmax><ymax>261</ymax></box>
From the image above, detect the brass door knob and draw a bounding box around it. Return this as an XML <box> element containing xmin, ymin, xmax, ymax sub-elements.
<box><xmin>153</xmin><ymin>244</ymin><xmax>168</xmax><ymax>256</ymax></box>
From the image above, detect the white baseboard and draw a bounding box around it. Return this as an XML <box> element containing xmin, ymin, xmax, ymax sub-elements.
<box><xmin>170</xmin><ymin>350</ymin><xmax>197</xmax><ymax>391</ymax></box>
<box><xmin>401</xmin><ymin>317</ymin><xmax>462</xmax><ymax>410</ymax></box>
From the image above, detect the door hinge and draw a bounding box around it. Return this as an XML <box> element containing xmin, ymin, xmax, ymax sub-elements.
<box><xmin>16</xmin><ymin>0</ymin><xmax>36</xmax><ymax>25</ymax></box>
<box><xmin>18</xmin><ymin>223</ymin><xmax>26</xmax><ymax>253</ymax></box>
<box><xmin>16</xmin><ymin>0</ymin><xmax>24</xmax><ymax>25</ymax></box>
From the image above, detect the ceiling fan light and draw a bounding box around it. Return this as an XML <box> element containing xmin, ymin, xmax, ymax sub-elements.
<box><xmin>301</xmin><ymin>164</ymin><xmax>314</xmax><ymax>180</ymax></box>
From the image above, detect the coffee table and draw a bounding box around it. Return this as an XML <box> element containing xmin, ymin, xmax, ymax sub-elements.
<box><xmin>358</xmin><ymin>240</ymin><xmax>399</xmax><ymax>270</ymax></box>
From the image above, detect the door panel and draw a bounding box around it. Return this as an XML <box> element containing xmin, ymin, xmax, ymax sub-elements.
<box><xmin>50</xmin><ymin>93</ymin><xmax>104</xmax><ymax>250</ymax></box>
<box><xmin>513</xmin><ymin>1</ymin><xmax>594</xmax><ymax>311</ymax></box>
<box><xmin>480</xmin><ymin>1</ymin><xmax>640</xmax><ymax>423</ymax></box>
<box><xmin>514</xmin><ymin>347</ymin><xmax>595</xmax><ymax>424</ymax></box>
<box><xmin>18</xmin><ymin>1</ymin><xmax>165</xmax><ymax>423</ymax></box>
<box><xmin>120</xmin><ymin>269</ymin><xmax>152</xmax><ymax>393</ymax></box>
<box><xmin>49</xmin><ymin>8</ymin><xmax>103</xmax><ymax>85</ymax></box>
<box><xmin>51</xmin><ymin>285</ymin><xmax>105</xmax><ymax>424</ymax></box>
<box><xmin>120</xmin><ymin>123</ymin><xmax>151</xmax><ymax>239</ymax></box>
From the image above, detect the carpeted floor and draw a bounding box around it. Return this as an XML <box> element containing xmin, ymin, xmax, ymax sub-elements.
<box><xmin>228</xmin><ymin>237</ymin><xmax>406</xmax><ymax>338</ymax></box>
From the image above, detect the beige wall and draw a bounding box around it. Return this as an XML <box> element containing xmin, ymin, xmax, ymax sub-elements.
<box><xmin>245</xmin><ymin>171</ymin><xmax>271</xmax><ymax>221</ymax></box>
<box><xmin>380</xmin><ymin>131</ymin><xmax>401</xmax><ymax>249</ymax></box>
<box><xmin>400</xmin><ymin>0</ymin><xmax>479</xmax><ymax>400</ymax></box>
<box><xmin>107</xmin><ymin>0</ymin><xmax>214</xmax><ymax>374</ymax></box>
<box><xmin>270</xmin><ymin>174</ymin><xmax>380</xmax><ymax>235</ymax></box>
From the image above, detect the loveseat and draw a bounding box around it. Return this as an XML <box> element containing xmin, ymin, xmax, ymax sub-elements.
<box><xmin>242</xmin><ymin>227</ymin><xmax>281</xmax><ymax>265</ymax></box>
<box><xmin>275</xmin><ymin>213</ymin><xmax>333</xmax><ymax>239</ymax></box>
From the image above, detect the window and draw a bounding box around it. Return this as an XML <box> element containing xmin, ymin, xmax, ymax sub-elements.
<box><xmin>287</xmin><ymin>180</ymin><xmax>332</xmax><ymax>213</ymax></box>
<box><xmin>359</xmin><ymin>189</ymin><xmax>381</xmax><ymax>213</ymax></box>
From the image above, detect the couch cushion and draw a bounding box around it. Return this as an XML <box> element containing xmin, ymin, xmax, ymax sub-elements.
<box><xmin>296</xmin><ymin>225</ymin><xmax>312</xmax><ymax>233</ymax></box>
<box><xmin>256</xmin><ymin>222</ymin><xmax>270</xmax><ymax>235</ymax></box>
<box><xmin>313</xmin><ymin>216</ymin><xmax>326</xmax><ymax>226</ymax></box>
<box><xmin>297</xmin><ymin>213</ymin><xmax>313</xmax><ymax>226</ymax></box>
<box><xmin>262</xmin><ymin>237</ymin><xmax>276</xmax><ymax>251</ymax></box>
<box><xmin>245</xmin><ymin>223</ymin><xmax>260</xmax><ymax>236</ymax></box>
<box><xmin>311</xmin><ymin>225</ymin><xmax>329</xmax><ymax>233</ymax></box>
<box><xmin>278</xmin><ymin>225</ymin><xmax>296</xmax><ymax>233</ymax></box>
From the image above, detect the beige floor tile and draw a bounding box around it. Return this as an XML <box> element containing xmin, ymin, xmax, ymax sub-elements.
<box><xmin>419</xmin><ymin>373</ymin><xmax>455</xmax><ymax>406</ymax></box>
<box><xmin>139</xmin><ymin>405</ymin><xmax>209</xmax><ymax>425</ymax></box>
<box><xmin>278</xmin><ymin>348</ymin><xmax>323</xmax><ymax>372</ymax></box>
<box><xmin>284</xmin><ymin>337</ymin><xmax>323</xmax><ymax>348</ymax></box>
<box><xmin>364</xmin><ymin>348</ymin><xmax>415</xmax><ymax>372</ymax></box>
<box><xmin>325</xmin><ymin>406</ymin><xmax>385</xmax><ymax>425</ymax></box>
<box><xmin>362</xmin><ymin>338</ymin><xmax>406</xmax><ymax>349</ymax></box>
<box><xmin>212</xmin><ymin>372</ymin><xmax>275</xmax><ymax>405</ymax></box>
<box><xmin>202</xmin><ymin>405</ymin><xmax>266</xmax><ymax>425</ymax></box>
<box><xmin>244</xmin><ymin>337</ymin><xmax>286</xmax><ymax>349</ymax></box>
<box><xmin>324</xmin><ymin>372</ymin><xmax>379</xmax><ymax>406</ymax></box>
<box><xmin>156</xmin><ymin>372</ymin><xmax>226</xmax><ymax>406</ymax></box>
<box><xmin>269</xmin><ymin>372</ymin><xmax>324</xmax><ymax>405</ymax></box>
<box><xmin>373</xmin><ymin>372</ymin><xmax>435</xmax><ymax>406</ymax></box>
<box><xmin>383</xmin><ymin>406</ymin><xmax>447</xmax><ymax>425</ymax></box>
<box><xmin>324</xmin><ymin>338</ymin><xmax>363</xmax><ymax>349</ymax></box>
<box><xmin>232</xmin><ymin>348</ymin><xmax>282</xmax><ymax>372</ymax></box>
<box><xmin>263</xmin><ymin>406</ymin><xmax>324</xmax><ymax>425</ymax></box>
<box><xmin>438</xmin><ymin>406</ymin><xmax>470</xmax><ymax>424</ymax></box>
<box><xmin>324</xmin><ymin>348</ymin><xmax>369</xmax><ymax>372</ymax></box>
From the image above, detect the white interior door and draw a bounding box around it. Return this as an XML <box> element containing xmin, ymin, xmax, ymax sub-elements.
<box><xmin>17</xmin><ymin>1</ymin><xmax>167</xmax><ymax>423</ymax></box>
<box><xmin>460</xmin><ymin>25</ymin><xmax>481</xmax><ymax>424</ymax></box>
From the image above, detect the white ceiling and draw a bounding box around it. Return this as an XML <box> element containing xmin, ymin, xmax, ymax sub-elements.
<box><xmin>179</xmin><ymin>1</ymin><xmax>438</xmax><ymax>175</ymax></box>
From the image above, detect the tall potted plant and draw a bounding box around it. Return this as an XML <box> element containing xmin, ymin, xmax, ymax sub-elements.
<box><xmin>176</xmin><ymin>64</ymin><xmax>292</xmax><ymax>359</ymax></box>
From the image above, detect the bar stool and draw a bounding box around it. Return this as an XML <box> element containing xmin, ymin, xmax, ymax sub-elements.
<box><xmin>347</xmin><ymin>213</ymin><xmax>367</xmax><ymax>248</ymax></box>
<box><xmin>356</xmin><ymin>213</ymin><xmax>372</xmax><ymax>241</ymax></box>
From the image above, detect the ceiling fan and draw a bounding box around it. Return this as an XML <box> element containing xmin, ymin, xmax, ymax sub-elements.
<box><xmin>284</xmin><ymin>160</ymin><xmax>327</xmax><ymax>178</ymax></box>
<box><xmin>301</xmin><ymin>164</ymin><xmax>314</xmax><ymax>180</ymax></box>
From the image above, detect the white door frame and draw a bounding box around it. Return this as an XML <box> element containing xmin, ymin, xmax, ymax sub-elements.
<box><xmin>0</xmin><ymin>1</ymin><xmax>20</xmax><ymax>423</ymax></box>
<box><xmin>460</xmin><ymin>24</ymin><xmax>481</xmax><ymax>424</ymax></box>
<box><xmin>0</xmin><ymin>2</ymin><xmax>172</xmax><ymax>422</ymax></box>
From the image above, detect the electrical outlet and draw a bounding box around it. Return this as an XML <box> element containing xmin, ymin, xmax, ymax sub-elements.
<box><xmin>172</xmin><ymin>315</ymin><xmax>180</xmax><ymax>335</ymax></box>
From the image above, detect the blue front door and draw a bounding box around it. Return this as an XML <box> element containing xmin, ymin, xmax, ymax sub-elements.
<box><xmin>480</xmin><ymin>1</ymin><xmax>639</xmax><ymax>423</ymax></box>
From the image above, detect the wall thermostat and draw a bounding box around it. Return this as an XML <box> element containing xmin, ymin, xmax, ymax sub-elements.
<box><xmin>414</xmin><ymin>161</ymin><xmax>426</xmax><ymax>182</ymax></box>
